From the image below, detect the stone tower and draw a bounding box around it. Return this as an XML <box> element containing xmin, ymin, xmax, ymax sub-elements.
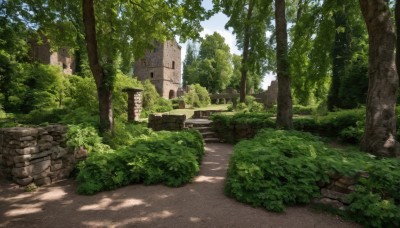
<box><xmin>29</xmin><ymin>37</ymin><xmax>74</xmax><ymax>75</ymax></box>
<box><xmin>134</xmin><ymin>40</ymin><xmax>181</xmax><ymax>99</ymax></box>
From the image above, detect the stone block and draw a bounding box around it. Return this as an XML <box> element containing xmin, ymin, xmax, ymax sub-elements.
<box><xmin>51</xmin><ymin>147</ymin><xmax>67</xmax><ymax>159</ymax></box>
<box><xmin>51</xmin><ymin>162</ymin><xmax>63</xmax><ymax>171</ymax></box>
<box><xmin>30</xmin><ymin>159</ymin><xmax>51</xmax><ymax>175</ymax></box>
<box><xmin>12</xmin><ymin>166</ymin><xmax>31</xmax><ymax>178</ymax></box>
<box><xmin>38</xmin><ymin>135</ymin><xmax>53</xmax><ymax>143</ymax></box>
<box><xmin>31</xmin><ymin>150</ymin><xmax>52</xmax><ymax>160</ymax></box>
<box><xmin>32</xmin><ymin>167</ymin><xmax>50</xmax><ymax>179</ymax></box>
<box><xmin>313</xmin><ymin>198</ymin><xmax>345</xmax><ymax>210</ymax></box>
<box><xmin>30</xmin><ymin>156</ymin><xmax>50</xmax><ymax>165</ymax></box>
<box><xmin>321</xmin><ymin>189</ymin><xmax>349</xmax><ymax>204</ymax></box>
<box><xmin>337</xmin><ymin>176</ymin><xmax>357</xmax><ymax>186</ymax></box>
<box><xmin>15</xmin><ymin>161</ymin><xmax>30</xmax><ymax>168</ymax></box>
<box><xmin>35</xmin><ymin>177</ymin><xmax>51</xmax><ymax>186</ymax></box>
<box><xmin>14</xmin><ymin>155</ymin><xmax>31</xmax><ymax>163</ymax></box>
<box><xmin>39</xmin><ymin>142</ymin><xmax>52</xmax><ymax>152</ymax></box>
<box><xmin>1</xmin><ymin>127</ymin><xmax>38</xmax><ymax>137</ymax></box>
<box><xmin>16</xmin><ymin>146</ymin><xmax>38</xmax><ymax>155</ymax></box>
<box><xmin>13</xmin><ymin>176</ymin><xmax>33</xmax><ymax>186</ymax></box>
<box><xmin>19</xmin><ymin>136</ymin><xmax>35</xmax><ymax>141</ymax></box>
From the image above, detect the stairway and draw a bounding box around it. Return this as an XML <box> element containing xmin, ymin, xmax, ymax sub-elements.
<box><xmin>185</xmin><ymin>119</ymin><xmax>222</xmax><ymax>143</ymax></box>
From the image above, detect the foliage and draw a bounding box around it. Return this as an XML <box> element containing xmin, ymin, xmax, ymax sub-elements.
<box><xmin>215</xmin><ymin>0</ymin><xmax>274</xmax><ymax>96</ymax></box>
<box><xmin>210</xmin><ymin>112</ymin><xmax>274</xmax><ymax>142</ymax></box>
<box><xmin>292</xmin><ymin>105</ymin><xmax>315</xmax><ymax>115</ymax></box>
<box><xmin>184</xmin><ymin>84</ymin><xmax>211</xmax><ymax>108</ymax></box>
<box><xmin>225</xmin><ymin>129</ymin><xmax>400</xmax><ymax>226</ymax></box>
<box><xmin>76</xmin><ymin>130</ymin><xmax>204</xmax><ymax>195</ymax></box>
<box><xmin>66</xmin><ymin>124</ymin><xmax>110</xmax><ymax>153</ymax></box>
<box><xmin>141</xmin><ymin>80</ymin><xmax>173</xmax><ymax>116</ymax></box>
<box><xmin>1</xmin><ymin>63</ymin><xmax>66</xmax><ymax>114</ymax></box>
<box><xmin>103</xmin><ymin>120</ymin><xmax>153</xmax><ymax>150</ymax></box>
<box><xmin>184</xmin><ymin>32</ymin><xmax>233</xmax><ymax>93</ymax></box>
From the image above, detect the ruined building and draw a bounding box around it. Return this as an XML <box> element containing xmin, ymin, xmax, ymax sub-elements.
<box><xmin>29</xmin><ymin>37</ymin><xmax>74</xmax><ymax>75</ymax></box>
<box><xmin>134</xmin><ymin>40</ymin><xmax>181</xmax><ymax>99</ymax></box>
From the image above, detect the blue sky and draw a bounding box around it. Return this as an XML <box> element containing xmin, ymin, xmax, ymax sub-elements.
<box><xmin>179</xmin><ymin>0</ymin><xmax>276</xmax><ymax>90</ymax></box>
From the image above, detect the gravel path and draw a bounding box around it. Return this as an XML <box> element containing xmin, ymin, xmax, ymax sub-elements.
<box><xmin>0</xmin><ymin>143</ymin><xmax>359</xmax><ymax>227</ymax></box>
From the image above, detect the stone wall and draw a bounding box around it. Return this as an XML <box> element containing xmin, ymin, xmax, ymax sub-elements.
<box><xmin>0</xmin><ymin>125</ymin><xmax>81</xmax><ymax>186</ymax></box>
<box><xmin>313</xmin><ymin>173</ymin><xmax>365</xmax><ymax>211</ymax></box>
<box><xmin>148</xmin><ymin>114</ymin><xmax>186</xmax><ymax>131</ymax></box>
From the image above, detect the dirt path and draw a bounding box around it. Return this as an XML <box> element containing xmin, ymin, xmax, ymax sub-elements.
<box><xmin>0</xmin><ymin>143</ymin><xmax>359</xmax><ymax>227</ymax></box>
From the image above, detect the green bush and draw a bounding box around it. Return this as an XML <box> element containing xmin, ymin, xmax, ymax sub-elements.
<box><xmin>76</xmin><ymin>130</ymin><xmax>204</xmax><ymax>195</ymax></box>
<box><xmin>292</xmin><ymin>105</ymin><xmax>315</xmax><ymax>115</ymax></box>
<box><xmin>210</xmin><ymin>112</ymin><xmax>274</xmax><ymax>142</ymax></box>
<box><xmin>66</xmin><ymin>124</ymin><xmax>110</xmax><ymax>153</ymax></box>
<box><xmin>184</xmin><ymin>84</ymin><xmax>210</xmax><ymax>108</ymax></box>
<box><xmin>225</xmin><ymin>129</ymin><xmax>400</xmax><ymax>227</ymax></box>
<box><xmin>141</xmin><ymin>80</ymin><xmax>173</xmax><ymax>116</ymax></box>
<box><xmin>103</xmin><ymin>120</ymin><xmax>153</xmax><ymax>150</ymax></box>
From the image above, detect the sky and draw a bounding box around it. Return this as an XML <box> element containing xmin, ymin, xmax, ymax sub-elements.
<box><xmin>179</xmin><ymin>1</ymin><xmax>276</xmax><ymax>90</ymax></box>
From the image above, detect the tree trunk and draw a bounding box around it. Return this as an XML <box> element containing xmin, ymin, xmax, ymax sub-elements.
<box><xmin>328</xmin><ymin>1</ymin><xmax>349</xmax><ymax>111</ymax></box>
<box><xmin>396</xmin><ymin>0</ymin><xmax>400</xmax><ymax>74</ymax></box>
<box><xmin>275</xmin><ymin>0</ymin><xmax>293</xmax><ymax>129</ymax></box>
<box><xmin>240</xmin><ymin>0</ymin><xmax>254</xmax><ymax>103</ymax></box>
<box><xmin>82</xmin><ymin>0</ymin><xmax>114</xmax><ymax>134</ymax></box>
<box><xmin>359</xmin><ymin>0</ymin><xmax>399</xmax><ymax>157</ymax></box>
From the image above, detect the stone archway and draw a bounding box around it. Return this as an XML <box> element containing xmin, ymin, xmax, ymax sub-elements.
<box><xmin>169</xmin><ymin>90</ymin><xmax>176</xmax><ymax>99</ymax></box>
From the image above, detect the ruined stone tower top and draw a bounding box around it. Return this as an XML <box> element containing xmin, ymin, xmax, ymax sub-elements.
<box><xmin>134</xmin><ymin>40</ymin><xmax>181</xmax><ymax>99</ymax></box>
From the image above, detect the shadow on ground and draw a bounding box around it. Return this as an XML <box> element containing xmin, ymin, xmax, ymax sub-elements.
<box><xmin>0</xmin><ymin>143</ymin><xmax>359</xmax><ymax>228</ymax></box>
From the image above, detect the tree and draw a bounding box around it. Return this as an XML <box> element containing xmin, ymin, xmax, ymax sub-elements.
<box><xmin>359</xmin><ymin>0</ymin><xmax>399</xmax><ymax>157</ymax></box>
<box><xmin>7</xmin><ymin>0</ymin><xmax>208</xmax><ymax>133</ymax></box>
<box><xmin>186</xmin><ymin>32</ymin><xmax>232</xmax><ymax>93</ymax></box>
<box><xmin>182</xmin><ymin>42</ymin><xmax>198</xmax><ymax>87</ymax></box>
<box><xmin>216</xmin><ymin>0</ymin><xmax>273</xmax><ymax>102</ymax></box>
<box><xmin>275</xmin><ymin>0</ymin><xmax>293</xmax><ymax>129</ymax></box>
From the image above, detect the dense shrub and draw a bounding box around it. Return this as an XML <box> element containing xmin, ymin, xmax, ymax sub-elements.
<box><xmin>184</xmin><ymin>84</ymin><xmax>210</xmax><ymax>108</ymax></box>
<box><xmin>210</xmin><ymin>113</ymin><xmax>274</xmax><ymax>142</ymax></box>
<box><xmin>225</xmin><ymin>129</ymin><xmax>400</xmax><ymax>227</ymax></box>
<box><xmin>292</xmin><ymin>105</ymin><xmax>315</xmax><ymax>115</ymax></box>
<box><xmin>103</xmin><ymin>120</ymin><xmax>153</xmax><ymax>150</ymax></box>
<box><xmin>141</xmin><ymin>80</ymin><xmax>173</xmax><ymax>116</ymax></box>
<box><xmin>66</xmin><ymin>124</ymin><xmax>110</xmax><ymax>153</ymax></box>
<box><xmin>76</xmin><ymin>130</ymin><xmax>204</xmax><ymax>195</ymax></box>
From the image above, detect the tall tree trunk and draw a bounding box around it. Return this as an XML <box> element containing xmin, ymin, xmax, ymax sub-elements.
<box><xmin>240</xmin><ymin>0</ymin><xmax>254</xmax><ymax>103</ymax></box>
<box><xmin>328</xmin><ymin>1</ymin><xmax>349</xmax><ymax>111</ymax></box>
<box><xmin>396</xmin><ymin>0</ymin><xmax>400</xmax><ymax>74</ymax></box>
<box><xmin>82</xmin><ymin>0</ymin><xmax>114</xmax><ymax>134</ymax></box>
<box><xmin>275</xmin><ymin>0</ymin><xmax>293</xmax><ymax>129</ymax></box>
<box><xmin>359</xmin><ymin>0</ymin><xmax>399</xmax><ymax>157</ymax></box>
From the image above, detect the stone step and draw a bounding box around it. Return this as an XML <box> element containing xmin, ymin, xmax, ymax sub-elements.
<box><xmin>201</xmin><ymin>132</ymin><xmax>218</xmax><ymax>138</ymax></box>
<box><xmin>204</xmin><ymin>138</ymin><xmax>222</xmax><ymax>143</ymax></box>
<box><xmin>193</xmin><ymin>127</ymin><xmax>213</xmax><ymax>133</ymax></box>
<box><xmin>191</xmin><ymin>123</ymin><xmax>212</xmax><ymax>128</ymax></box>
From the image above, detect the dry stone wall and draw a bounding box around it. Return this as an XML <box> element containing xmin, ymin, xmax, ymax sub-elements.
<box><xmin>148</xmin><ymin>114</ymin><xmax>186</xmax><ymax>131</ymax></box>
<box><xmin>313</xmin><ymin>173</ymin><xmax>365</xmax><ymax>211</ymax></box>
<box><xmin>0</xmin><ymin>125</ymin><xmax>80</xmax><ymax>186</ymax></box>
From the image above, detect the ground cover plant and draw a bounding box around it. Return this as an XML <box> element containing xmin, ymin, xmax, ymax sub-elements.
<box><xmin>225</xmin><ymin>129</ymin><xmax>400</xmax><ymax>227</ymax></box>
<box><xmin>76</xmin><ymin>129</ymin><xmax>204</xmax><ymax>195</ymax></box>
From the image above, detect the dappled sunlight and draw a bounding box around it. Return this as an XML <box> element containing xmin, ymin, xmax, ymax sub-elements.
<box><xmin>105</xmin><ymin>210</ymin><xmax>175</xmax><ymax>227</ymax></box>
<box><xmin>110</xmin><ymin>198</ymin><xmax>147</xmax><ymax>211</ymax></box>
<box><xmin>190</xmin><ymin>216</ymin><xmax>202</xmax><ymax>223</ymax></box>
<box><xmin>4</xmin><ymin>202</ymin><xmax>44</xmax><ymax>217</ymax></box>
<box><xmin>79</xmin><ymin>198</ymin><xmax>113</xmax><ymax>211</ymax></box>
<box><xmin>79</xmin><ymin>197</ymin><xmax>148</xmax><ymax>211</ymax></box>
<box><xmin>194</xmin><ymin>175</ymin><xmax>225</xmax><ymax>183</ymax></box>
<box><xmin>35</xmin><ymin>188</ymin><xmax>67</xmax><ymax>201</ymax></box>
